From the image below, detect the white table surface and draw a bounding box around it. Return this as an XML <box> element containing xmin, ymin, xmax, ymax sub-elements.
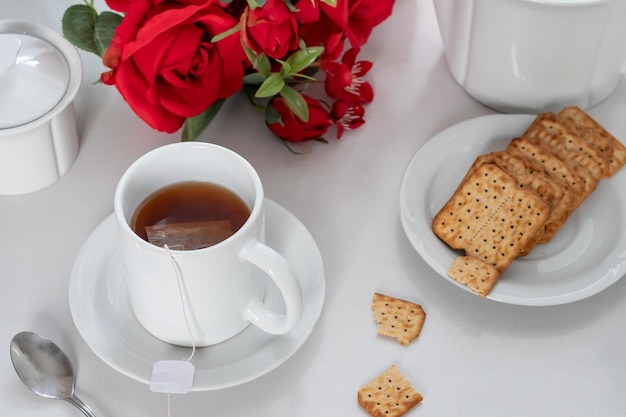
<box><xmin>2</xmin><ymin>1</ymin><xmax>626</xmax><ymax>416</ymax></box>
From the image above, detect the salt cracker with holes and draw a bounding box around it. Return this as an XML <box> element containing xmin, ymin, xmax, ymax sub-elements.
<box><xmin>432</xmin><ymin>163</ymin><xmax>519</xmax><ymax>251</ymax></box>
<box><xmin>433</xmin><ymin>163</ymin><xmax>550</xmax><ymax>272</ymax></box>
<box><xmin>431</xmin><ymin>107</ymin><xmax>625</xmax><ymax>297</ymax></box>
<box><xmin>448</xmin><ymin>256</ymin><xmax>500</xmax><ymax>297</ymax></box>
<box><xmin>507</xmin><ymin>137</ymin><xmax>593</xmax><ymax>208</ymax></box>
<box><xmin>525</xmin><ymin>114</ymin><xmax>610</xmax><ymax>179</ymax></box>
<box><xmin>502</xmin><ymin>150</ymin><xmax>574</xmax><ymax>242</ymax></box>
<box><xmin>557</xmin><ymin>106</ymin><xmax>626</xmax><ymax>176</ymax></box>
<box><xmin>459</xmin><ymin>151</ymin><xmax>565</xmax><ymax>253</ymax></box>
<box><xmin>371</xmin><ymin>293</ymin><xmax>426</xmax><ymax>346</ymax></box>
<box><xmin>358</xmin><ymin>365</ymin><xmax>423</xmax><ymax>417</ymax></box>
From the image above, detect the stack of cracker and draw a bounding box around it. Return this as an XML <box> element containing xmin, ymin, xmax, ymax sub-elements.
<box><xmin>432</xmin><ymin>106</ymin><xmax>626</xmax><ymax>297</ymax></box>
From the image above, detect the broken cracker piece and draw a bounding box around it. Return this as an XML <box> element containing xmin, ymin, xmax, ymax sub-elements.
<box><xmin>372</xmin><ymin>293</ymin><xmax>426</xmax><ymax>346</ymax></box>
<box><xmin>448</xmin><ymin>256</ymin><xmax>500</xmax><ymax>297</ymax></box>
<box><xmin>358</xmin><ymin>364</ymin><xmax>423</xmax><ymax>417</ymax></box>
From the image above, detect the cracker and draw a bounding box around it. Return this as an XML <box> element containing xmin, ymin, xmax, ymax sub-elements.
<box><xmin>525</xmin><ymin>114</ymin><xmax>610</xmax><ymax>179</ymax></box>
<box><xmin>524</xmin><ymin>134</ymin><xmax>598</xmax><ymax>201</ymax></box>
<box><xmin>432</xmin><ymin>163</ymin><xmax>518</xmax><ymax>250</ymax></box>
<box><xmin>460</xmin><ymin>151</ymin><xmax>525</xmax><ymax>185</ymax></box>
<box><xmin>460</xmin><ymin>152</ymin><xmax>565</xmax><ymax>253</ymax></box>
<box><xmin>557</xmin><ymin>106</ymin><xmax>626</xmax><ymax>176</ymax></box>
<box><xmin>447</xmin><ymin>256</ymin><xmax>500</xmax><ymax>297</ymax></box>
<box><xmin>503</xmin><ymin>150</ymin><xmax>574</xmax><ymax>242</ymax></box>
<box><xmin>358</xmin><ymin>365</ymin><xmax>423</xmax><ymax>417</ymax></box>
<box><xmin>430</xmin><ymin>107</ymin><xmax>621</xmax><ymax>296</ymax></box>
<box><xmin>506</xmin><ymin>138</ymin><xmax>589</xmax><ymax>209</ymax></box>
<box><xmin>372</xmin><ymin>293</ymin><xmax>426</xmax><ymax>346</ymax></box>
<box><xmin>433</xmin><ymin>163</ymin><xmax>550</xmax><ymax>273</ymax></box>
<box><xmin>465</xmin><ymin>182</ymin><xmax>550</xmax><ymax>271</ymax></box>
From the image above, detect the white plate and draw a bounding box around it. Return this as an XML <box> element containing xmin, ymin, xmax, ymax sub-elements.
<box><xmin>69</xmin><ymin>199</ymin><xmax>325</xmax><ymax>390</ymax></box>
<box><xmin>400</xmin><ymin>114</ymin><xmax>626</xmax><ymax>306</ymax></box>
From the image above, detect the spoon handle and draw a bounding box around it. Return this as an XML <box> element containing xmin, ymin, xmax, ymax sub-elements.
<box><xmin>66</xmin><ymin>395</ymin><xmax>98</xmax><ymax>417</ymax></box>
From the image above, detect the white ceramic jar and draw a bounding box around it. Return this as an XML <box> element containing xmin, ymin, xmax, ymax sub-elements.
<box><xmin>0</xmin><ymin>20</ymin><xmax>82</xmax><ymax>195</ymax></box>
<box><xmin>433</xmin><ymin>0</ymin><xmax>626</xmax><ymax>114</ymax></box>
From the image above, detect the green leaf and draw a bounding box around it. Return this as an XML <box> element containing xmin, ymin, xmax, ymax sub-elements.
<box><xmin>246</xmin><ymin>0</ymin><xmax>265</xmax><ymax>9</ymax></box>
<box><xmin>255</xmin><ymin>73</ymin><xmax>285</xmax><ymax>98</ymax></box>
<box><xmin>243</xmin><ymin>72</ymin><xmax>267</xmax><ymax>85</ymax></box>
<box><xmin>290</xmin><ymin>73</ymin><xmax>317</xmax><ymax>81</ymax></box>
<box><xmin>321</xmin><ymin>0</ymin><xmax>337</xmax><ymax>7</ymax></box>
<box><xmin>211</xmin><ymin>22</ymin><xmax>240</xmax><ymax>43</ymax></box>
<box><xmin>282</xmin><ymin>0</ymin><xmax>299</xmax><ymax>12</ymax></box>
<box><xmin>181</xmin><ymin>99</ymin><xmax>226</xmax><ymax>141</ymax></box>
<box><xmin>62</xmin><ymin>4</ymin><xmax>98</xmax><ymax>54</ymax></box>
<box><xmin>285</xmin><ymin>47</ymin><xmax>324</xmax><ymax>74</ymax></box>
<box><xmin>242</xmin><ymin>42</ymin><xmax>257</xmax><ymax>65</ymax></box>
<box><xmin>277</xmin><ymin>59</ymin><xmax>291</xmax><ymax>76</ymax></box>
<box><xmin>255</xmin><ymin>54</ymin><xmax>271</xmax><ymax>78</ymax></box>
<box><xmin>265</xmin><ymin>103</ymin><xmax>283</xmax><ymax>126</ymax></box>
<box><xmin>93</xmin><ymin>11</ymin><xmax>122</xmax><ymax>56</ymax></box>
<box><xmin>280</xmin><ymin>86</ymin><xmax>308</xmax><ymax>122</ymax></box>
<box><xmin>241</xmin><ymin>43</ymin><xmax>272</xmax><ymax>77</ymax></box>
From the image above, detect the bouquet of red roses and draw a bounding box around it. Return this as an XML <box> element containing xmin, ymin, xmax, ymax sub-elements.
<box><xmin>62</xmin><ymin>0</ymin><xmax>395</xmax><ymax>146</ymax></box>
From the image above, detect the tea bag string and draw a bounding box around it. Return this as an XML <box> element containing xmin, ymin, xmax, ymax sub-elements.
<box><xmin>164</xmin><ymin>244</ymin><xmax>196</xmax><ymax>362</ymax></box>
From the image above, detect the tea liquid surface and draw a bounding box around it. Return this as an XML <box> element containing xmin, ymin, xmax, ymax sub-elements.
<box><xmin>131</xmin><ymin>181</ymin><xmax>251</xmax><ymax>249</ymax></box>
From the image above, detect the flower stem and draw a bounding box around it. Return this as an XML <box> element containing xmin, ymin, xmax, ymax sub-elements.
<box><xmin>243</xmin><ymin>86</ymin><xmax>267</xmax><ymax>113</ymax></box>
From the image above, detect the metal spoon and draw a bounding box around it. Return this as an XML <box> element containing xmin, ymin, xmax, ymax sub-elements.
<box><xmin>10</xmin><ymin>331</ymin><xmax>97</xmax><ymax>417</ymax></box>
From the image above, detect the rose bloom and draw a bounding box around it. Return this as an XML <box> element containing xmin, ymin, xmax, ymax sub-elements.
<box><xmin>345</xmin><ymin>0</ymin><xmax>395</xmax><ymax>47</ymax></box>
<box><xmin>309</xmin><ymin>0</ymin><xmax>395</xmax><ymax>53</ymax></box>
<box><xmin>267</xmin><ymin>95</ymin><xmax>331</xmax><ymax>143</ymax></box>
<box><xmin>101</xmin><ymin>0</ymin><xmax>246</xmax><ymax>133</ymax></box>
<box><xmin>298</xmin><ymin>0</ymin><xmax>347</xmax><ymax>60</ymax></box>
<box><xmin>240</xmin><ymin>0</ymin><xmax>299</xmax><ymax>59</ymax></box>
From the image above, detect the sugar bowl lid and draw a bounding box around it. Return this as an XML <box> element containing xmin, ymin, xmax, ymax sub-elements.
<box><xmin>0</xmin><ymin>32</ymin><xmax>71</xmax><ymax>129</ymax></box>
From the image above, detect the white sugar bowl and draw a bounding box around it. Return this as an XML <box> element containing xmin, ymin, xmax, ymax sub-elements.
<box><xmin>434</xmin><ymin>0</ymin><xmax>626</xmax><ymax>114</ymax></box>
<box><xmin>0</xmin><ymin>20</ymin><xmax>81</xmax><ymax>195</ymax></box>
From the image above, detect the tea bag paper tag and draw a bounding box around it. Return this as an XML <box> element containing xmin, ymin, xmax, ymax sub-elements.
<box><xmin>150</xmin><ymin>360</ymin><xmax>195</xmax><ymax>394</ymax></box>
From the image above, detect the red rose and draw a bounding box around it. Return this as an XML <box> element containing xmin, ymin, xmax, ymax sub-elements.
<box><xmin>299</xmin><ymin>1</ymin><xmax>347</xmax><ymax>60</ymax></box>
<box><xmin>104</xmin><ymin>0</ymin><xmax>133</xmax><ymax>12</ymax></box>
<box><xmin>319</xmin><ymin>0</ymin><xmax>394</xmax><ymax>49</ymax></box>
<box><xmin>323</xmin><ymin>48</ymin><xmax>373</xmax><ymax>103</ymax></box>
<box><xmin>294</xmin><ymin>0</ymin><xmax>320</xmax><ymax>24</ymax></box>
<box><xmin>267</xmin><ymin>95</ymin><xmax>331</xmax><ymax>143</ymax></box>
<box><xmin>241</xmin><ymin>0</ymin><xmax>299</xmax><ymax>59</ymax></box>
<box><xmin>101</xmin><ymin>1</ymin><xmax>245</xmax><ymax>133</ymax></box>
<box><xmin>330</xmin><ymin>100</ymin><xmax>365</xmax><ymax>138</ymax></box>
<box><xmin>345</xmin><ymin>0</ymin><xmax>395</xmax><ymax>47</ymax></box>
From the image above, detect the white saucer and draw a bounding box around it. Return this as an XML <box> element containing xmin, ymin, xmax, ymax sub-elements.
<box><xmin>399</xmin><ymin>114</ymin><xmax>626</xmax><ymax>306</ymax></box>
<box><xmin>69</xmin><ymin>199</ymin><xmax>325</xmax><ymax>390</ymax></box>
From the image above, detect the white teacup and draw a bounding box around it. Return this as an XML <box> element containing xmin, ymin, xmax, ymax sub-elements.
<box><xmin>433</xmin><ymin>0</ymin><xmax>626</xmax><ymax>113</ymax></box>
<box><xmin>114</xmin><ymin>142</ymin><xmax>303</xmax><ymax>347</ymax></box>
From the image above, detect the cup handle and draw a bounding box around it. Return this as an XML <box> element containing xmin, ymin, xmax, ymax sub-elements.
<box><xmin>240</xmin><ymin>239</ymin><xmax>303</xmax><ymax>335</ymax></box>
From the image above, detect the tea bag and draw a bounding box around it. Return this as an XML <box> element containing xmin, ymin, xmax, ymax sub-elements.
<box><xmin>150</xmin><ymin>360</ymin><xmax>195</xmax><ymax>394</ymax></box>
<box><xmin>149</xmin><ymin>245</ymin><xmax>197</xmax><ymax>417</ymax></box>
<box><xmin>146</xmin><ymin>220</ymin><xmax>233</xmax><ymax>250</ymax></box>
<box><xmin>150</xmin><ymin>360</ymin><xmax>194</xmax><ymax>417</ymax></box>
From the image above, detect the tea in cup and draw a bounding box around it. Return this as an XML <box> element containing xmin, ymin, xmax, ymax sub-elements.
<box><xmin>114</xmin><ymin>142</ymin><xmax>303</xmax><ymax>347</ymax></box>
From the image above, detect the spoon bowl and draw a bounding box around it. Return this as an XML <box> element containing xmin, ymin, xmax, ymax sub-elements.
<box><xmin>10</xmin><ymin>331</ymin><xmax>97</xmax><ymax>417</ymax></box>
